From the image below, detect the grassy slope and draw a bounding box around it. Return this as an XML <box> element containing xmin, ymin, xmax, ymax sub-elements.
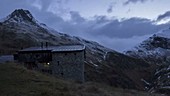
<box><xmin>0</xmin><ymin>62</ymin><xmax>165</xmax><ymax>96</ymax></box>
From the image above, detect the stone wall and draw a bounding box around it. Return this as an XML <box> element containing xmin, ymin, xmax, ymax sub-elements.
<box><xmin>17</xmin><ymin>51</ymin><xmax>52</xmax><ymax>72</ymax></box>
<box><xmin>18</xmin><ymin>51</ymin><xmax>52</xmax><ymax>63</ymax></box>
<box><xmin>52</xmin><ymin>50</ymin><xmax>85</xmax><ymax>82</ymax></box>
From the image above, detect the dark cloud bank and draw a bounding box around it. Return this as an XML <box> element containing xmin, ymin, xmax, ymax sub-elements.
<box><xmin>123</xmin><ymin>0</ymin><xmax>153</xmax><ymax>5</ymax></box>
<box><xmin>0</xmin><ymin>0</ymin><xmax>170</xmax><ymax>52</ymax></box>
<box><xmin>157</xmin><ymin>11</ymin><xmax>170</xmax><ymax>21</ymax></box>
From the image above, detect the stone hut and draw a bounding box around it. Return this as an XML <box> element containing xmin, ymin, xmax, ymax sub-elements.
<box><xmin>15</xmin><ymin>45</ymin><xmax>85</xmax><ymax>82</ymax></box>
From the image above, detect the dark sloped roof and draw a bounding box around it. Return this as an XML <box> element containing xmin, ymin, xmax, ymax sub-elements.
<box><xmin>19</xmin><ymin>45</ymin><xmax>85</xmax><ymax>52</ymax></box>
<box><xmin>52</xmin><ymin>45</ymin><xmax>85</xmax><ymax>52</ymax></box>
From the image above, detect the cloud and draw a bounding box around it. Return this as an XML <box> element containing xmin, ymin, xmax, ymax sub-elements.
<box><xmin>107</xmin><ymin>5</ymin><xmax>113</xmax><ymax>13</ymax></box>
<box><xmin>46</xmin><ymin>0</ymin><xmax>70</xmax><ymax>20</ymax></box>
<box><xmin>89</xmin><ymin>17</ymin><xmax>162</xmax><ymax>38</ymax></box>
<box><xmin>28</xmin><ymin>9</ymin><xmax>168</xmax><ymax>51</ymax></box>
<box><xmin>126</xmin><ymin>8</ymin><xmax>131</xmax><ymax>13</ymax></box>
<box><xmin>39</xmin><ymin>0</ymin><xmax>53</xmax><ymax>10</ymax></box>
<box><xmin>123</xmin><ymin>0</ymin><xmax>151</xmax><ymax>5</ymax></box>
<box><xmin>37</xmin><ymin>10</ymin><xmax>167</xmax><ymax>51</ymax></box>
<box><xmin>70</xmin><ymin>11</ymin><xmax>85</xmax><ymax>23</ymax></box>
<box><xmin>107</xmin><ymin>2</ymin><xmax>116</xmax><ymax>13</ymax></box>
<box><xmin>93</xmin><ymin>34</ymin><xmax>152</xmax><ymax>52</ymax></box>
<box><xmin>51</xmin><ymin>13</ymin><xmax>169</xmax><ymax>52</ymax></box>
<box><xmin>31</xmin><ymin>0</ymin><xmax>42</xmax><ymax>10</ymax></box>
<box><xmin>0</xmin><ymin>0</ymin><xmax>34</xmax><ymax>18</ymax></box>
<box><xmin>31</xmin><ymin>0</ymin><xmax>68</xmax><ymax>11</ymax></box>
<box><xmin>157</xmin><ymin>11</ymin><xmax>170</xmax><ymax>21</ymax></box>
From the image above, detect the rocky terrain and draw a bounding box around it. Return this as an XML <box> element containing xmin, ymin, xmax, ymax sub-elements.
<box><xmin>126</xmin><ymin>28</ymin><xmax>170</xmax><ymax>94</ymax></box>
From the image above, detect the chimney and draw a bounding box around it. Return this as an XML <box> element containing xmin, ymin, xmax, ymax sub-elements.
<box><xmin>20</xmin><ymin>47</ymin><xmax>23</xmax><ymax>50</ymax></box>
<box><xmin>41</xmin><ymin>42</ymin><xmax>43</xmax><ymax>49</ymax></box>
<box><xmin>45</xmin><ymin>42</ymin><xmax>48</xmax><ymax>48</ymax></box>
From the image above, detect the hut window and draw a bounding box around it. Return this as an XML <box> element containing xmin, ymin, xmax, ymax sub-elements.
<box><xmin>49</xmin><ymin>70</ymin><xmax>52</xmax><ymax>74</ymax></box>
<box><xmin>36</xmin><ymin>54</ymin><xmax>39</xmax><ymax>58</ymax></box>
<box><xmin>61</xmin><ymin>72</ymin><xmax>63</xmax><ymax>76</ymax></box>
<box><xmin>74</xmin><ymin>53</ymin><xmax>76</xmax><ymax>56</ymax></box>
<box><xmin>44</xmin><ymin>62</ymin><xmax>50</xmax><ymax>67</ymax></box>
<box><xmin>57</xmin><ymin>61</ymin><xmax>60</xmax><ymax>65</ymax></box>
<box><xmin>65</xmin><ymin>53</ymin><xmax>67</xmax><ymax>56</ymax></box>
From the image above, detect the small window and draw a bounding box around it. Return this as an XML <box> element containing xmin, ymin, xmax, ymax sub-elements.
<box><xmin>44</xmin><ymin>62</ymin><xmax>50</xmax><ymax>67</ymax></box>
<box><xmin>36</xmin><ymin>54</ymin><xmax>39</xmax><ymax>58</ymax></box>
<box><xmin>61</xmin><ymin>72</ymin><xmax>63</xmax><ymax>76</ymax></box>
<box><xmin>47</xmin><ymin>62</ymin><xmax>50</xmax><ymax>65</ymax></box>
<box><xmin>49</xmin><ymin>70</ymin><xmax>52</xmax><ymax>74</ymax></box>
<box><xmin>74</xmin><ymin>53</ymin><xmax>76</xmax><ymax>56</ymax></box>
<box><xmin>42</xmin><ymin>69</ymin><xmax>44</xmax><ymax>72</ymax></box>
<box><xmin>65</xmin><ymin>53</ymin><xmax>67</xmax><ymax>56</ymax></box>
<box><xmin>57</xmin><ymin>61</ymin><xmax>60</xmax><ymax>66</ymax></box>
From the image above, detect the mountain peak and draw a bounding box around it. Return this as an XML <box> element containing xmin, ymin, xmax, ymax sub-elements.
<box><xmin>3</xmin><ymin>9</ymin><xmax>37</xmax><ymax>24</ymax></box>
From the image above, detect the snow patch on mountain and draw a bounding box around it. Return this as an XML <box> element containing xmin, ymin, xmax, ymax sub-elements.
<box><xmin>1</xmin><ymin>9</ymin><xmax>39</xmax><ymax>25</ymax></box>
<box><xmin>125</xmin><ymin>26</ymin><xmax>170</xmax><ymax>94</ymax></box>
<box><xmin>155</xmin><ymin>27</ymin><xmax>170</xmax><ymax>38</ymax></box>
<box><xmin>0</xmin><ymin>17</ymin><xmax>6</xmax><ymax>22</ymax></box>
<box><xmin>125</xmin><ymin>27</ymin><xmax>170</xmax><ymax>59</ymax></box>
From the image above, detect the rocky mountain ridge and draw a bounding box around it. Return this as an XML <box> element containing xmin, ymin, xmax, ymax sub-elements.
<box><xmin>125</xmin><ymin>27</ymin><xmax>170</xmax><ymax>94</ymax></box>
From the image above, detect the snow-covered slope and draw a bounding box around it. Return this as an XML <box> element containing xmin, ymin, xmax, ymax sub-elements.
<box><xmin>150</xmin><ymin>64</ymin><xmax>170</xmax><ymax>93</ymax></box>
<box><xmin>1</xmin><ymin>9</ymin><xmax>38</xmax><ymax>25</ymax></box>
<box><xmin>125</xmin><ymin>27</ymin><xmax>170</xmax><ymax>94</ymax></box>
<box><xmin>126</xmin><ymin>27</ymin><xmax>170</xmax><ymax>64</ymax></box>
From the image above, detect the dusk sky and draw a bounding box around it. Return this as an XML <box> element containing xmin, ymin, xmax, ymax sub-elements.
<box><xmin>1</xmin><ymin>0</ymin><xmax>170</xmax><ymax>52</ymax></box>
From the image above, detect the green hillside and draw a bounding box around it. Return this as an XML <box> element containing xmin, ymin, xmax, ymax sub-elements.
<box><xmin>0</xmin><ymin>62</ymin><xmax>165</xmax><ymax>96</ymax></box>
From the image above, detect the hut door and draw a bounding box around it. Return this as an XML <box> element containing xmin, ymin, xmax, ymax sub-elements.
<box><xmin>58</xmin><ymin>61</ymin><xmax>63</xmax><ymax>76</ymax></box>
